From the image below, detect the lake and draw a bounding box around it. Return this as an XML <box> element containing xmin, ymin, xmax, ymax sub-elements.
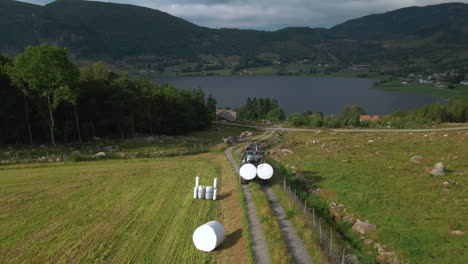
<box><xmin>155</xmin><ymin>75</ymin><xmax>441</xmax><ymax>115</ymax></box>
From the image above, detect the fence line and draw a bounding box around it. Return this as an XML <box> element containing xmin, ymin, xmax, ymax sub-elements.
<box><xmin>281</xmin><ymin>177</ymin><xmax>357</xmax><ymax>264</ymax></box>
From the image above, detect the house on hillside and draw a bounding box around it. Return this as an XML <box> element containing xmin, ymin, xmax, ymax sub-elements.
<box><xmin>216</xmin><ymin>109</ymin><xmax>237</xmax><ymax>122</ymax></box>
<box><xmin>360</xmin><ymin>115</ymin><xmax>380</xmax><ymax>122</ymax></box>
<box><xmin>435</xmin><ymin>82</ymin><xmax>449</xmax><ymax>89</ymax></box>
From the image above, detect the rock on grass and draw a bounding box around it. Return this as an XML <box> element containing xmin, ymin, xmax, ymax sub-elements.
<box><xmin>430</xmin><ymin>162</ymin><xmax>446</xmax><ymax>176</ymax></box>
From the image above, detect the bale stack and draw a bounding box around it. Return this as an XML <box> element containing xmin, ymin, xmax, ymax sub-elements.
<box><xmin>193</xmin><ymin>176</ymin><xmax>218</xmax><ymax>200</ymax></box>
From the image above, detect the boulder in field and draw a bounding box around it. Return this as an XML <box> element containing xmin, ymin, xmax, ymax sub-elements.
<box><xmin>223</xmin><ymin>136</ymin><xmax>238</xmax><ymax>145</ymax></box>
<box><xmin>281</xmin><ymin>148</ymin><xmax>294</xmax><ymax>155</ymax></box>
<box><xmin>329</xmin><ymin>202</ymin><xmax>346</xmax><ymax>220</ymax></box>
<box><xmin>343</xmin><ymin>214</ymin><xmax>357</xmax><ymax>224</ymax></box>
<box><xmin>240</xmin><ymin>131</ymin><xmax>255</xmax><ymax>138</ymax></box>
<box><xmin>104</xmin><ymin>145</ymin><xmax>119</xmax><ymax>152</ymax></box>
<box><xmin>430</xmin><ymin>162</ymin><xmax>446</xmax><ymax>176</ymax></box>
<box><xmin>352</xmin><ymin>220</ymin><xmax>377</xmax><ymax>234</ymax></box>
<box><xmin>93</xmin><ymin>152</ymin><xmax>106</xmax><ymax>158</ymax></box>
<box><xmin>345</xmin><ymin>254</ymin><xmax>360</xmax><ymax>264</ymax></box>
<box><xmin>374</xmin><ymin>243</ymin><xmax>385</xmax><ymax>252</ymax></box>
<box><xmin>216</xmin><ymin>109</ymin><xmax>237</xmax><ymax>122</ymax></box>
<box><xmin>410</xmin><ymin>156</ymin><xmax>423</xmax><ymax>163</ymax></box>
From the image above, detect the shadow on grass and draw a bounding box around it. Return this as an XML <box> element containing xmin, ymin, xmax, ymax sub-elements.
<box><xmin>217</xmin><ymin>190</ymin><xmax>232</xmax><ymax>201</ymax></box>
<box><xmin>299</xmin><ymin>170</ymin><xmax>324</xmax><ymax>184</ymax></box>
<box><xmin>217</xmin><ymin>228</ymin><xmax>243</xmax><ymax>251</ymax></box>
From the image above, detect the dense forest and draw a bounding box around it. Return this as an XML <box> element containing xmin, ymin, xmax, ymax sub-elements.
<box><xmin>236</xmin><ymin>97</ymin><xmax>286</xmax><ymax>123</ymax></box>
<box><xmin>0</xmin><ymin>45</ymin><xmax>214</xmax><ymax>145</ymax></box>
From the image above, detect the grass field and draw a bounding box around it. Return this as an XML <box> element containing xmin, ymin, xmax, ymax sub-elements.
<box><xmin>271</xmin><ymin>130</ymin><xmax>467</xmax><ymax>263</ymax></box>
<box><xmin>0</xmin><ymin>125</ymin><xmax>248</xmax><ymax>164</ymax></box>
<box><xmin>0</xmin><ymin>151</ymin><xmax>248</xmax><ymax>263</ymax></box>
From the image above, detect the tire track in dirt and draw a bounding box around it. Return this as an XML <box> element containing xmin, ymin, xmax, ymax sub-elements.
<box><xmin>225</xmin><ymin>146</ymin><xmax>270</xmax><ymax>264</ymax></box>
<box><xmin>225</xmin><ymin>129</ymin><xmax>312</xmax><ymax>264</ymax></box>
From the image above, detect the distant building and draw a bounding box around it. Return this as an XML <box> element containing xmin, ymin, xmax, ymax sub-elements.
<box><xmin>360</xmin><ymin>115</ymin><xmax>380</xmax><ymax>122</ymax></box>
<box><xmin>351</xmin><ymin>65</ymin><xmax>371</xmax><ymax>70</ymax></box>
<box><xmin>419</xmin><ymin>79</ymin><xmax>432</xmax><ymax>84</ymax></box>
<box><xmin>216</xmin><ymin>109</ymin><xmax>237</xmax><ymax>122</ymax></box>
<box><xmin>435</xmin><ymin>82</ymin><xmax>449</xmax><ymax>89</ymax></box>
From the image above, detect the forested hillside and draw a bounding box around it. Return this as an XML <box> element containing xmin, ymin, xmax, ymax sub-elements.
<box><xmin>0</xmin><ymin>0</ymin><xmax>467</xmax><ymax>68</ymax></box>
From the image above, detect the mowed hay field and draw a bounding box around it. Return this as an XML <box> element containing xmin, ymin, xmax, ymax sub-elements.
<box><xmin>0</xmin><ymin>153</ymin><xmax>248</xmax><ymax>263</ymax></box>
<box><xmin>273</xmin><ymin>130</ymin><xmax>467</xmax><ymax>263</ymax></box>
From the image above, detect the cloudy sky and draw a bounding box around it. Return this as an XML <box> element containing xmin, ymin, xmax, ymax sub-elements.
<box><xmin>20</xmin><ymin>0</ymin><xmax>468</xmax><ymax>30</ymax></box>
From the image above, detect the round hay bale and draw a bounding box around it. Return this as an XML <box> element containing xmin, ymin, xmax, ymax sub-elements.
<box><xmin>240</xmin><ymin>164</ymin><xmax>256</xmax><ymax>180</ymax></box>
<box><xmin>257</xmin><ymin>163</ymin><xmax>274</xmax><ymax>180</ymax></box>
<box><xmin>193</xmin><ymin>221</ymin><xmax>225</xmax><ymax>252</ymax></box>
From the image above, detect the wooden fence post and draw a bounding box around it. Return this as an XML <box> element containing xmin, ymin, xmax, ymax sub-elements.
<box><xmin>312</xmin><ymin>208</ymin><xmax>315</xmax><ymax>226</ymax></box>
<box><xmin>319</xmin><ymin>218</ymin><xmax>322</xmax><ymax>242</ymax></box>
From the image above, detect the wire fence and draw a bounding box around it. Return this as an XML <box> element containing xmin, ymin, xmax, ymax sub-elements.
<box><xmin>281</xmin><ymin>177</ymin><xmax>357</xmax><ymax>264</ymax></box>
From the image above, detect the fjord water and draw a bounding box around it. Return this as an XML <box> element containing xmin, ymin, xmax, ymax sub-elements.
<box><xmin>156</xmin><ymin>75</ymin><xmax>441</xmax><ymax>115</ymax></box>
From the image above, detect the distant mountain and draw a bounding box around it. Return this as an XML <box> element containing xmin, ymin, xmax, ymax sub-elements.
<box><xmin>330</xmin><ymin>3</ymin><xmax>468</xmax><ymax>42</ymax></box>
<box><xmin>0</xmin><ymin>0</ymin><xmax>467</xmax><ymax>68</ymax></box>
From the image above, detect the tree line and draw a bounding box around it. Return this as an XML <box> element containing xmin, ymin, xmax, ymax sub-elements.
<box><xmin>236</xmin><ymin>97</ymin><xmax>286</xmax><ymax>123</ymax></box>
<box><xmin>0</xmin><ymin>44</ymin><xmax>215</xmax><ymax>145</ymax></box>
<box><xmin>288</xmin><ymin>100</ymin><xmax>468</xmax><ymax>128</ymax></box>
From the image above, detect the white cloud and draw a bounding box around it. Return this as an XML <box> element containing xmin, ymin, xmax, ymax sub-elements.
<box><xmin>19</xmin><ymin>0</ymin><xmax>468</xmax><ymax>30</ymax></box>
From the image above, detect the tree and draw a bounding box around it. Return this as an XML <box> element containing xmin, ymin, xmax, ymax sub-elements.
<box><xmin>9</xmin><ymin>44</ymin><xmax>79</xmax><ymax>146</ymax></box>
<box><xmin>339</xmin><ymin>105</ymin><xmax>365</xmax><ymax>127</ymax></box>
<box><xmin>4</xmin><ymin>57</ymin><xmax>35</xmax><ymax>145</ymax></box>
<box><xmin>265</xmin><ymin>108</ymin><xmax>285</xmax><ymax>123</ymax></box>
<box><xmin>289</xmin><ymin>113</ymin><xmax>305</xmax><ymax>127</ymax></box>
<box><xmin>80</xmin><ymin>61</ymin><xmax>110</xmax><ymax>82</ymax></box>
<box><xmin>206</xmin><ymin>94</ymin><xmax>217</xmax><ymax>120</ymax></box>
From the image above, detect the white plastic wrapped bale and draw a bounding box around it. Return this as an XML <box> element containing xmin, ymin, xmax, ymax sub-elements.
<box><xmin>239</xmin><ymin>163</ymin><xmax>257</xmax><ymax>180</ymax></box>
<box><xmin>193</xmin><ymin>221</ymin><xmax>226</xmax><ymax>252</ymax></box>
<box><xmin>193</xmin><ymin>176</ymin><xmax>200</xmax><ymax>199</ymax></box>
<box><xmin>257</xmin><ymin>163</ymin><xmax>274</xmax><ymax>180</ymax></box>
<box><xmin>197</xmin><ymin>185</ymin><xmax>206</xmax><ymax>199</ymax></box>
<box><xmin>205</xmin><ymin>186</ymin><xmax>213</xmax><ymax>200</ymax></box>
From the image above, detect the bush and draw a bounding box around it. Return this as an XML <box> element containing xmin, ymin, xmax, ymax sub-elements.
<box><xmin>68</xmin><ymin>155</ymin><xmax>92</xmax><ymax>162</ymax></box>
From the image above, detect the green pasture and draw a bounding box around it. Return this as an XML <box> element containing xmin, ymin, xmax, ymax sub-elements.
<box><xmin>274</xmin><ymin>130</ymin><xmax>467</xmax><ymax>263</ymax></box>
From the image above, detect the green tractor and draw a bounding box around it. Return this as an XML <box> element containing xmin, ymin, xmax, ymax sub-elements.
<box><xmin>239</xmin><ymin>142</ymin><xmax>274</xmax><ymax>184</ymax></box>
